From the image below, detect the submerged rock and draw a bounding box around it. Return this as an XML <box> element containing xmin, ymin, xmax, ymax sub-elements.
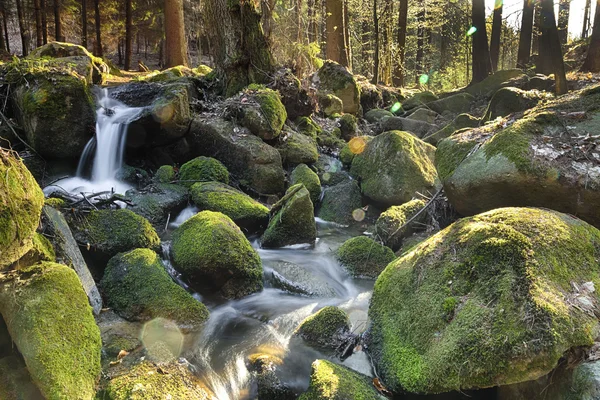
<box><xmin>296</xmin><ymin>306</ymin><xmax>350</xmax><ymax>350</ymax></box>
<box><xmin>337</xmin><ymin>236</ymin><xmax>395</xmax><ymax>279</ymax></box>
<box><xmin>317</xmin><ymin>179</ymin><xmax>362</xmax><ymax>225</ymax></box>
<box><xmin>375</xmin><ymin>199</ymin><xmax>427</xmax><ymax>251</ymax></box>
<box><xmin>290</xmin><ymin>164</ymin><xmax>321</xmax><ymax>205</ymax></box>
<box><xmin>178</xmin><ymin>156</ymin><xmax>230</xmax><ymax>187</ymax></box>
<box><xmin>268</xmin><ymin>261</ymin><xmax>336</xmax><ymax>297</ymax></box>
<box><xmin>315</xmin><ymin>61</ymin><xmax>361</xmax><ymax>114</ymax></box>
<box><xmin>368</xmin><ymin>207</ymin><xmax>600</xmax><ymax>394</ymax></box>
<box><xmin>126</xmin><ymin>183</ymin><xmax>189</xmax><ymax>228</ymax></box>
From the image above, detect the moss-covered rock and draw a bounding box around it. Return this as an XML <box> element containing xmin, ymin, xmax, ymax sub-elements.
<box><xmin>317</xmin><ymin>127</ymin><xmax>346</xmax><ymax>150</ymax></box>
<box><xmin>190</xmin><ymin>181</ymin><xmax>269</xmax><ymax>231</ymax></box>
<box><xmin>290</xmin><ymin>164</ymin><xmax>321</xmax><ymax>204</ymax></box>
<box><xmin>465</xmin><ymin>69</ymin><xmax>528</xmax><ymax>97</ymax></box>
<box><xmin>483</xmin><ymin>87</ymin><xmax>546</xmax><ymax>121</ymax></box>
<box><xmin>339</xmin><ymin>114</ymin><xmax>358</xmax><ymax>141</ymax></box>
<box><xmin>380</xmin><ymin>116</ymin><xmax>437</xmax><ymax>139</ymax></box>
<box><xmin>337</xmin><ymin>236</ymin><xmax>395</xmax><ymax>279</ymax></box>
<box><xmin>317</xmin><ymin>179</ymin><xmax>362</xmax><ymax>225</ymax></box>
<box><xmin>299</xmin><ymin>359</ymin><xmax>384</xmax><ymax>400</ymax></box>
<box><xmin>423</xmin><ymin>113</ymin><xmax>480</xmax><ymax>146</ymax></box>
<box><xmin>72</xmin><ymin>209</ymin><xmax>160</xmax><ymax>260</ymax></box>
<box><xmin>350</xmin><ymin>131</ymin><xmax>439</xmax><ymax>207</ymax></box>
<box><xmin>296</xmin><ymin>306</ymin><xmax>350</xmax><ymax>350</ymax></box>
<box><xmin>296</xmin><ymin>116</ymin><xmax>322</xmax><ymax>139</ymax></box>
<box><xmin>0</xmin><ymin>263</ymin><xmax>101</xmax><ymax>399</ymax></box>
<box><xmin>12</xmin><ymin>232</ymin><xmax>56</xmax><ymax>268</ymax></box>
<box><xmin>154</xmin><ymin>165</ymin><xmax>176</xmax><ymax>183</ymax></box>
<box><xmin>364</xmin><ymin>109</ymin><xmax>393</xmax><ymax>123</ymax></box>
<box><xmin>375</xmin><ymin>199</ymin><xmax>427</xmax><ymax>251</ymax></box>
<box><xmin>319</xmin><ymin>94</ymin><xmax>344</xmax><ymax>117</ymax></box>
<box><xmin>407</xmin><ymin>108</ymin><xmax>439</xmax><ymax>124</ymax></box>
<box><xmin>179</xmin><ymin>156</ymin><xmax>229</xmax><ymax>187</ymax></box>
<box><xmin>238</xmin><ymin>87</ymin><xmax>287</xmax><ymax>140</ymax></box>
<box><xmin>102</xmin><ymin>249</ymin><xmax>209</xmax><ymax>331</ymax></box>
<box><xmin>339</xmin><ymin>136</ymin><xmax>372</xmax><ymax>166</ymax></box>
<box><xmin>171</xmin><ymin>211</ymin><xmax>263</xmax><ymax>299</ymax></box>
<box><xmin>316</xmin><ymin>61</ymin><xmax>361</xmax><ymax>114</ymax></box>
<box><xmin>369</xmin><ymin>207</ymin><xmax>600</xmax><ymax>394</ymax></box>
<box><xmin>273</xmin><ymin>68</ymin><xmax>314</xmax><ymax>120</ymax></box>
<box><xmin>44</xmin><ymin>197</ymin><xmax>66</xmax><ymax>209</ymax></box>
<box><xmin>0</xmin><ymin>149</ymin><xmax>44</xmax><ymax>268</ymax></box>
<box><xmin>402</xmin><ymin>91</ymin><xmax>438</xmax><ymax>111</ymax></box>
<box><xmin>262</xmin><ymin>184</ymin><xmax>317</xmax><ymax>248</ymax></box>
<box><xmin>277</xmin><ymin>131</ymin><xmax>319</xmax><ymax>166</ymax></box>
<box><xmin>140</xmin><ymin>65</ymin><xmax>204</xmax><ymax>82</ymax></box>
<box><xmin>0</xmin><ymin>355</ymin><xmax>44</xmax><ymax>400</ymax></box>
<box><xmin>428</xmin><ymin>92</ymin><xmax>475</xmax><ymax>115</ymax></box>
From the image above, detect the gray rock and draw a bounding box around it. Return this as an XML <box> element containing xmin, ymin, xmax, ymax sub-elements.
<box><xmin>268</xmin><ymin>261</ymin><xmax>336</xmax><ymax>297</ymax></box>
<box><xmin>126</xmin><ymin>183</ymin><xmax>189</xmax><ymax>229</ymax></box>
<box><xmin>380</xmin><ymin>116</ymin><xmax>437</xmax><ymax>138</ymax></box>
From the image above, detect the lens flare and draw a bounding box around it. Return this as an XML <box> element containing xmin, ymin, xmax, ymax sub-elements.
<box><xmin>494</xmin><ymin>0</ymin><xmax>503</xmax><ymax>10</ymax></box>
<box><xmin>352</xmin><ymin>208</ymin><xmax>366</xmax><ymax>222</ymax></box>
<box><xmin>140</xmin><ymin>318</ymin><xmax>184</xmax><ymax>363</ymax></box>
<box><xmin>466</xmin><ymin>26</ymin><xmax>477</xmax><ymax>36</ymax></box>
<box><xmin>153</xmin><ymin>103</ymin><xmax>175</xmax><ymax>123</ymax></box>
<box><xmin>348</xmin><ymin>137</ymin><xmax>367</xmax><ymax>155</ymax></box>
<box><xmin>390</xmin><ymin>102</ymin><xmax>403</xmax><ymax>114</ymax></box>
<box><xmin>419</xmin><ymin>74</ymin><xmax>429</xmax><ymax>85</ymax></box>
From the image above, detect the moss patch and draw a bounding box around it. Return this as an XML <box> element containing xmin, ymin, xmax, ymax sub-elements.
<box><xmin>179</xmin><ymin>156</ymin><xmax>229</xmax><ymax>188</ymax></box>
<box><xmin>296</xmin><ymin>116</ymin><xmax>322</xmax><ymax>139</ymax></box>
<box><xmin>337</xmin><ymin>236</ymin><xmax>395</xmax><ymax>279</ymax></box>
<box><xmin>375</xmin><ymin>199</ymin><xmax>427</xmax><ymax>250</ymax></box>
<box><xmin>296</xmin><ymin>306</ymin><xmax>350</xmax><ymax>350</ymax></box>
<box><xmin>290</xmin><ymin>164</ymin><xmax>321</xmax><ymax>204</ymax></box>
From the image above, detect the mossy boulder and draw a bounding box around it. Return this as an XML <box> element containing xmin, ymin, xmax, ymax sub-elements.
<box><xmin>407</xmin><ymin>108</ymin><xmax>439</xmax><ymax>124</ymax></box>
<box><xmin>296</xmin><ymin>306</ymin><xmax>350</xmax><ymax>350</ymax></box>
<box><xmin>277</xmin><ymin>131</ymin><xmax>319</xmax><ymax>166</ymax></box>
<box><xmin>365</xmin><ymin>109</ymin><xmax>393</xmax><ymax>123</ymax></box>
<box><xmin>12</xmin><ymin>232</ymin><xmax>56</xmax><ymax>268</ymax></box>
<box><xmin>0</xmin><ymin>149</ymin><xmax>44</xmax><ymax>268</ymax></box>
<box><xmin>338</xmin><ymin>114</ymin><xmax>358</xmax><ymax>141</ymax></box>
<box><xmin>402</xmin><ymin>91</ymin><xmax>438</xmax><ymax>111</ymax></box>
<box><xmin>300</xmin><ymin>359</ymin><xmax>384</xmax><ymax>400</ymax></box>
<box><xmin>102</xmin><ymin>249</ymin><xmax>209</xmax><ymax>331</ymax></box>
<box><xmin>0</xmin><ymin>263</ymin><xmax>101</xmax><ymax>399</ymax></box>
<box><xmin>375</xmin><ymin>199</ymin><xmax>427</xmax><ymax>251</ymax></box>
<box><xmin>317</xmin><ymin>127</ymin><xmax>346</xmax><ymax>150</ymax></box>
<box><xmin>368</xmin><ymin>207</ymin><xmax>600</xmax><ymax>394</ymax></box>
<box><xmin>0</xmin><ymin>355</ymin><xmax>44</xmax><ymax>400</ymax></box>
<box><xmin>141</xmin><ymin>65</ymin><xmax>203</xmax><ymax>82</ymax></box>
<box><xmin>190</xmin><ymin>181</ymin><xmax>269</xmax><ymax>231</ymax></box>
<box><xmin>340</xmin><ymin>136</ymin><xmax>372</xmax><ymax>166</ymax></box>
<box><xmin>238</xmin><ymin>87</ymin><xmax>287</xmax><ymax>140</ymax></box>
<box><xmin>337</xmin><ymin>236</ymin><xmax>395</xmax><ymax>279</ymax></box>
<box><xmin>296</xmin><ymin>116</ymin><xmax>322</xmax><ymax>139</ymax></box>
<box><xmin>188</xmin><ymin>117</ymin><xmax>285</xmax><ymax>195</ymax></box>
<box><xmin>428</xmin><ymin>92</ymin><xmax>475</xmax><ymax>115</ymax></box>
<box><xmin>171</xmin><ymin>211</ymin><xmax>263</xmax><ymax>299</ymax></box>
<box><xmin>350</xmin><ymin>131</ymin><xmax>439</xmax><ymax>207</ymax></box>
<box><xmin>483</xmin><ymin>87</ymin><xmax>546</xmax><ymax>121</ymax></box>
<box><xmin>465</xmin><ymin>69</ymin><xmax>528</xmax><ymax>97</ymax></box>
<box><xmin>179</xmin><ymin>156</ymin><xmax>229</xmax><ymax>187</ymax></box>
<box><xmin>316</xmin><ymin>61</ymin><xmax>360</xmax><ymax>114</ymax></box>
<box><xmin>261</xmin><ymin>184</ymin><xmax>317</xmax><ymax>248</ymax></box>
<box><xmin>273</xmin><ymin>68</ymin><xmax>314</xmax><ymax>120</ymax></box>
<box><xmin>317</xmin><ymin>179</ymin><xmax>362</xmax><ymax>225</ymax></box>
<box><xmin>290</xmin><ymin>164</ymin><xmax>321</xmax><ymax>204</ymax></box>
<box><xmin>423</xmin><ymin>113</ymin><xmax>480</xmax><ymax>146</ymax></box>
<box><xmin>72</xmin><ymin>209</ymin><xmax>160</xmax><ymax>260</ymax></box>
<box><xmin>380</xmin><ymin>117</ymin><xmax>437</xmax><ymax>139</ymax></box>
<box><xmin>154</xmin><ymin>165</ymin><xmax>176</xmax><ymax>183</ymax></box>
<box><xmin>319</xmin><ymin>94</ymin><xmax>344</xmax><ymax>117</ymax></box>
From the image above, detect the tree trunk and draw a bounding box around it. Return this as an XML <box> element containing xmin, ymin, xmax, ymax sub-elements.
<box><xmin>415</xmin><ymin>7</ymin><xmax>424</xmax><ymax>83</ymax></box>
<box><xmin>94</xmin><ymin>0</ymin><xmax>102</xmax><ymax>56</ymax></box>
<box><xmin>205</xmin><ymin>0</ymin><xmax>275</xmax><ymax>96</ymax></box>
<box><xmin>471</xmin><ymin>0</ymin><xmax>492</xmax><ymax>83</ymax></box>
<box><xmin>307</xmin><ymin>0</ymin><xmax>316</xmax><ymax>42</ymax></box>
<box><xmin>533</xmin><ymin>3</ymin><xmax>541</xmax><ymax>55</ymax></box>
<box><xmin>343</xmin><ymin>0</ymin><xmax>351</xmax><ymax>69</ymax></box>
<box><xmin>2</xmin><ymin>6</ymin><xmax>9</xmax><ymax>53</ymax></box>
<box><xmin>0</xmin><ymin>8</ymin><xmax>5</xmax><ymax>52</ymax></box>
<box><xmin>517</xmin><ymin>0</ymin><xmax>534</xmax><ymax>68</ymax></box>
<box><xmin>326</xmin><ymin>0</ymin><xmax>348</xmax><ymax>66</ymax></box>
<box><xmin>41</xmin><ymin>0</ymin><xmax>48</xmax><ymax>44</ymax></box>
<box><xmin>16</xmin><ymin>0</ymin><xmax>29</xmax><ymax>55</ymax></box>
<box><xmin>392</xmin><ymin>0</ymin><xmax>407</xmax><ymax>86</ymax></box>
<box><xmin>581</xmin><ymin>0</ymin><xmax>600</xmax><ymax>72</ymax></box>
<box><xmin>261</xmin><ymin>0</ymin><xmax>275</xmax><ymax>41</ymax></box>
<box><xmin>54</xmin><ymin>0</ymin><xmax>63</xmax><ymax>41</ymax></box>
<box><xmin>557</xmin><ymin>0</ymin><xmax>570</xmax><ymax>45</ymax></box>
<box><xmin>538</xmin><ymin>0</ymin><xmax>568</xmax><ymax>94</ymax></box>
<box><xmin>490</xmin><ymin>0</ymin><xmax>503</xmax><ymax>72</ymax></box>
<box><xmin>124</xmin><ymin>0</ymin><xmax>132</xmax><ymax>70</ymax></box>
<box><xmin>165</xmin><ymin>0</ymin><xmax>188</xmax><ymax>67</ymax></box>
<box><xmin>582</xmin><ymin>0</ymin><xmax>592</xmax><ymax>38</ymax></box>
<box><xmin>34</xmin><ymin>0</ymin><xmax>43</xmax><ymax>47</ymax></box>
<box><xmin>81</xmin><ymin>0</ymin><xmax>87</xmax><ymax>48</ymax></box>
<box><xmin>372</xmin><ymin>0</ymin><xmax>379</xmax><ymax>83</ymax></box>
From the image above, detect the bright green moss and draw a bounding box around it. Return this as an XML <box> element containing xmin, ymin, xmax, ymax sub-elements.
<box><xmin>290</xmin><ymin>164</ymin><xmax>321</xmax><ymax>204</ymax></box>
<box><xmin>339</xmin><ymin>143</ymin><xmax>355</xmax><ymax>166</ymax></box>
<box><xmin>299</xmin><ymin>359</ymin><xmax>384</xmax><ymax>400</ymax></box>
<box><xmin>14</xmin><ymin>233</ymin><xmax>56</xmax><ymax>268</ymax></box>
<box><xmin>296</xmin><ymin>116</ymin><xmax>322</xmax><ymax>140</ymax></box>
<box><xmin>194</xmin><ymin>64</ymin><xmax>213</xmax><ymax>76</ymax></box>
<box><xmin>319</xmin><ymin>94</ymin><xmax>344</xmax><ymax>117</ymax></box>
<box><xmin>171</xmin><ymin>210</ymin><xmax>263</xmax><ymax>299</ymax></box>
<box><xmin>375</xmin><ymin>199</ymin><xmax>427</xmax><ymax>250</ymax></box>
<box><xmin>337</xmin><ymin>236</ymin><xmax>395</xmax><ymax>279</ymax></box>
<box><xmin>483</xmin><ymin>117</ymin><xmax>539</xmax><ymax>175</ymax></box>
<box><xmin>154</xmin><ymin>165</ymin><xmax>176</xmax><ymax>183</ymax></box>
<box><xmin>44</xmin><ymin>197</ymin><xmax>66</xmax><ymax>209</ymax></box>
<box><xmin>190</xmin><ymin>181</ymin><xmax>269</xmax><ymax>231</ymax></box>
<box><xmin>178</xmin><ymin>156</ymin><xmax>229</xmax><ymax>188</ymax></box>
<box><xmin>424</xmin><ymin>114</ymin><xmax>480</xmax><ymax>146</ymax></box>
<box><xmin>0</xmin><ymin>263</ymin><xmax>101</xmax><ymax>399</ymax></box>
<box><xmin>369</xmin><ymin>207</ymin><xmax>600</xmax><ymax>394</ymax></box>
<box><xmin>242</xmin><ymin>87</ymin><xmax>287</xmax><ymax>139</ymax></box>
<box><xmin>435</xmin><ymin>133</ymin><xmax>479</xmax><ymax>181</ymax></box>
<box><xmin>102</xmin><ymin>249</ymin><xmax>209</xmax><ymax>331</ymax></box>
<box><xmin>296</xmin><ymin>306</ymin><xmax>350</xmax><ymax>349</ymax></box>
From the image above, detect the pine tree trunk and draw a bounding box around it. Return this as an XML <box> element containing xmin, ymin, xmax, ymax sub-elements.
<box><xmin>16</xmin><ymin>0</ymin><xmax>29</xmax><ymax>55</ymax></box>
<box><xmin>261</xmin><ymin>0</ymin><xmax>275</xmax><ymax>41</ymax></box>
<box><xmin>326</xmin><ymin>0</ymin><xmax>347</xmax><ymax>66</ymax></box>
<box><xmin>517</xmin><ymin>0</ymin><xmax>534</xmax><ymax>68</ymax></box>
<box><xmin>81</xmin><ymin>0</ymin><xmax>87</xmax><ymax>48</ymax></box>
<box><xmin>533</xmin><ymin>4</ymin><xmax>541</xmax><ymax>55</ymax></box>
<box><xmin>582</xmin><ymin>0</ymin><xmax>592</xmax><ymax>38</ymax></box>
<box><xmin>490</xmin><ymin>0</ymin><xmax>503</xmax><ymax>72</ymax></box>
<box><xmin>581</xmin><ymin>0</ymin><xmax>600</xmax><ymax>72</ymax></box>
<box><xmin>343</xmin><ymin>0</ymin><xmax>351</xmax><ymax>69</ymax></box>
<box><xmin>0</xmin><ymin>9</ymin><xmax>5</xmax><ymax>52</ymax></box>
<box><xmin>54</xmin><ymin>0</ymin><xmax>63</xmax><ymax>41</ymax></box>
<box><xmin>124</xmin><ymin>0</ymin><xmax>132</xmax><ymax>70</ymax></box>
<box><xmin>34</xmin><ymin>0</ymin><xmax>43</xmax><ymax>47</ymax></box>
<box><xmin>41</xmin><ymin>0</ymin><xmax>48</xmax><ymax>44</ymax></box>
<box><xmin>372</xmin><ymin>0</ymin><xmax>379</xmax><ymax>83</ymax></box>
<box><xmin>557</xmin><ymin>0</ymin><xmax>570</xmax><ymax>45</ymax></box>
<box><xmin>165</xmin><ymin>0</ymin><xmax>188</xmax><ymax>67</ymax></box>
<box><xmin>538</xmin><ymin>0</ymin><xmax>568</xmax><ymax>94</ymax></box>
<box><xmin>392</xmin><ymin>0</ymin><xmax>407</xmax><ymax>86</ymax></box>
<box><xmin>94</xmin><ymin>0</ymin><xmax>102</xmax><ymax>56</ymax></box>
<box><xmin>471</xmin><ymin>0</ymin><xmax>492</xmax><ymax>83</ymax></box>
<box><xmin>3</xmin><ymin>6</ymin><xmax>9</xmax><ymax>53</ymax></box>
<box><xmin>307</xmin><ymin>0</ymin><xmax>316</xmax><ymax>42</ymax></box>
<box><xmin>415</xmin><ymin>7</ymin><xmax>424</xmax><ymax>83</ymax></box>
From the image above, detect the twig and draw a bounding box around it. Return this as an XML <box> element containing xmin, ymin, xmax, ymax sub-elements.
<box><xmin>164</xmin><ymin>213</ymin><xmax>171</xmax><ymax>233</ymax></box>
<box><xmin>387</xmin><ymin>188</ymin><xmax>444</xmax><ymax>242</ymax></box>
<box><xmin>80</xmin><ymin>192</ymin><xmax>98</xmax><ymax>211</ymax></box>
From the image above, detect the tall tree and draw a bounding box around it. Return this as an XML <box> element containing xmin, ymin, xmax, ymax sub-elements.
<box><xmin>261</xmin><ymin>0</ymin><xmax>275</xmax><ymax>41</ymax></box>
<box><xmin>2</xmin><ymin>4</ymin><xmax>9</xmax><ymax>52</ymax></box>
<box><xmin>326</xmin><ymin>0</ymin><xmax>348</xmax><ymax>66</ymax></box>
<box><xmin>537</xmin><ymin>0</ymin><xmax>568</xmax><ymax>94</ymax></box>
<box><xmin>165</xmin><ymin>0</ymin><xmax>188</xmax><ymax>67</ymax></box>
<box><xmin>557</xmin><ymin>0</ymin><xmax>570</xmax><ymax>45</ymax></box>
<box><xmin>204</xmin><ymin>0</ymin><xmax>274</xmax><ymax>96</ymax></box>
<box><xmin>582</xmin><ymin>0</ymin><xmax>592</xmax><ymax>38</ymax></box>
<box><xmin>16</xmin><ymin>0</ymin><xmax>29</xmax><ymax>55</ymax></box>
<box><xmin>124</xmin><ymin>0</ymin><xmax>132</xmax><ymax>70</ymax></box>
<box><xmin>517</xmin><ymin>0</ymin><xmax>535</xmax><ymax>68</ymax></box>
<box><xmin>0</xmin><ymin>6</ymin><xmax>5</xmax><ymax>52</ymax></box>
<box><xmin>372</xmin><ymin>0</ymin><xmax>379</xmax><ymax>83</ymax></box>
<box><xmin>54</xmin><ymin>0</ymin><xmax>63</xmax><ymax>41</ymax></box>
<box><xmin>34</xmin><ymin>0</ymin><xmax>43</xmax><ymax>46</ymax></box>
<box><xmin>307</xmin><ymin>0</ymin><xmax>317</xmax><ymax>43</ymax></box>
<box><xmin>392</xmin><ymin>0</ymin><xmax>408</xmax><ymax>86</ymax></box>
<box><xmin>532</xmin><ymin>3</ymin><xmax>541</xmax><ymax>55</ymax></box>
<box><xmin>415</xmin><ymin>6</ymin><xmax>424</xmax><ymax>83</ymax></box>
<box><xmin>581</xmin><ymin>0</ymin><xmax>600</xmax><ymax>72</ymax></box>
<box><xmin>81</xmin><ymin>0</ymin><xmax>88</xmax><ymax>48</ymax></box>
<box><xmin>490</xmin><ymin>0</ymin><xmax>503</xmax><ymax>72</ymax></box>
<box><xmin>94</xmin><ymin>0</ymin><xmax>102</xmax><ymax>56</ymax></box>
<box><xmin>471</xmin><ymin>0</ymin><xmax>492</xmax><ymax>83</ymax></box>
<box><xmin>41</xmin><ymin>0</ymin><xmax>48</xmax><ymax>44</ymax></box>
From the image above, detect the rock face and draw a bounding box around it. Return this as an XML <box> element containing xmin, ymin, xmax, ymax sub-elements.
<box><xmin>0</xmin><ymin>149</ymin><xmax>44</xmax><ymax>268</ymax></box>
<box><xmin>350</xmin><ymin>131</ymin><xmax>439</xmax><ymax>207</ymax></box>
<box><xmin>296</xmin><ymin>306</ymin><xmax>350</xmax><ymax>350</ymax></box>
<box><xmin>337</xmin><ymin>236</ymin><xmax>395</xmax><ymax>279</ymax></box>
<box><xmin>262</xmin><ymin>184</ymin><xmax>317</xmax><ymax>248</ymax></box>
<box><xmin>317</xmin><ymin>179</ymin><xmax>362</xmax><ymax>225</ymax></box>
<box><xmin>178</xmin><ymin>156</ymin><xmax>229</xmax><ymax>187</ymax></box>
<box><xmin>483</xmin><ymin>87</ymin><xmax>545</xmax><ymax>121</ymax></box>
<box><xmin>436</xmin><ymin>85</ymin><xmax>600</xmax><ymax>228</ymax></box>
<box><xmin>171</xmin><ymin>211</ymin><xmax>263</xmax><ymax>299</ymax></box>
<box><xmin>368</xmin><ymin>207</ymin><xmax>600</xmax><ymax>394</ymax></box>
<box><xmin>190</xmin><ymin>181</ymin><xmax>269</xmax><ymax>231</ymax></box>
<box><xmin>101</xmin><ymin>249</ymin><xmax>209</xmax><ymax>331</ymax></box>
<box><xmin>0</xmin><ymin>263</ymin><xmax>101</xmax><ymax>400</ymax></box>
<box><xmin>375</xmin><ymin>199</ymin><xmax>427</xmax><ymax>251</ymax></box>
<box><xmin>188</xmin><ymin>117</ymin><xmax>285</xmax><ymax>195</ymax></box>
<box><xmin>315</xmin><ymin>62</ymin><xmax>361</xmax><ymax>114</ymax></box>
<box><xmin>290</xmin><ymin>164</ymin><xmax>321</xmax><ymax>204</ymax></box>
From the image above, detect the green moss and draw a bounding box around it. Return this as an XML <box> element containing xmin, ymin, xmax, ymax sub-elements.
<box><xmin>194</xmin><ymin>64</ymin><xmax>213</xmax><ymax>76</ymax></box>
<box><xmin>338</xmin><ymin>114</ymin><xmax>357</xmax><ymax>140</ymax></box>
<box><xmin>14</xmin><ymin>233</ymin><xmax>56</xmax><ymax>268</ymax></box>
<box><xmin>190</xmin><ymin>181</ymin><xmax>269</xmax><ymax>231</ymax></box>
<box><xmin>375</xmin><ymin>199</ymin><xmax>427</xmax><ymax>250</ymax></box>
<box><xmin>299</xmin><ymin>359</ymin><xmax>384</xmax><ymax>400</ymax></box>
<box><xmin>0</xmin><ymin>263</ymin><xmax>101</xmax><ymax>399</ymax></box>
<box><xmin>317</xmin><ymin>61</ymin><xmax>361</xmax><ymax>114</ymax></box>
<box><xmin>435</xmin><ymin>133</ymin><xmax>479</xmax><ymax>181</ymax></box>
<box><xmin>290</xmin><ymin>164</ymin><xmax>321</xmax><ymax>204</ymax></box>
<box><xmin>339</xmin><ymin>136</ymin><xmax>372</xmax><ymax>166</ymax></box>
<box><xmin>369</xmin><ymin>207</ymin><xmax>600</xmax><ymax>394</ymax></box>
<box><xmin>317</xmin><ymin>179</ymin><xmax>362</xmax><ymax>225</ymax></box>
<box><xmin>242</xmin><ymin>87</ymin><xmax>287</xmax><ymax>139</ymax></box>
<box><xmin>296</xmin><ymin>306</ymin><xmax>350</xmax><ymax>349</ymax></box>
<box><xmin>44</xmin><ymin>197</ymin><xmax>66</xmax><ymax>209</ymax></box>
<box><xmin>102</xmin><ymin>249</ymin><xmax>209</xmax><ymax>331</ymax></box>
<box><xmin>278</xmin><ymin>131</ymin><xmax>319</xmax><ymax>166</ymax></box>
<box><xmin>296</xmin><ymin>116</ymin><xmax>322</xmax><ymax>139</ymax></box>
<box><xmin>178</xmin><ymin>156</ymin><xmax>229</xmax><ymax>188</ymax></box>
<box><xmin>154</xmin><ymin>165</ymin><xmax>176</xmax><ymax>183</ymax></box>
<box><xmin>0</xmin><ymin>149</ymin><xmax>44</xmax><ymax>267</ymax></box>
<box><xmin>319</xmin><ymin>94</ymin><xmax>344</xmax><ymax>117</ymax></box>
<box><xmin>0</xmin><ymin>355</ymin><xmax>44</xmax><ymax>399</ymax></box>
<box><xmin>337</xmin><ymin>236</ymin><xmax>395</xmax><ymax>279</ymax></box>
<box><xmin>483</xmin><ymin>118</ymin><xmax>538</xmax><ymax>174</ymax></box>
<box><xmin>171</xmin><ymin>211</ymin><xmax>263</xmax><ymax>299</ymax></box>
<box><xmin>317</xmin><ymin>128</ymin><xmax>346</xmax><ymax>150</ymax></box>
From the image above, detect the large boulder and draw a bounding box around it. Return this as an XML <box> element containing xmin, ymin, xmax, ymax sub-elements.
<box><xmin>290</xmin><ymin>164</ymin><xmax>321</xmax><ymax>204</ymax></box>
<box><xmin>315</xmin><ymin>61</ymin><xmax>361</xmax><ymax>114</ymax></box>
<box><xmin>276</xmin><ymin>131</ymin><xmax>319</xmax><ymax>167</ymax></box>
<box><xmin>364</xmin><ymin>109</ymin><xmax>393</xmax><ymax>124</ymax></box>
<box><xmin>296</xmin><ymin>306</ymin><xmax>350</xmax><ymax>350</ymax></box>
<box><xmin>0</xmin><ymin>149</ymin><xmax>44</xmax><ymax>268</ymax></box>
<box><xmin>402</xmin><ymin>91</ymin><xmax>438</xmax><ymax>111</ymax></box>
<box><xmin>317</xmin><ymin>179</ymin><xmax>362</xmax><ymax>225</ymax></box>
<box><xmin>368</xmin><ymin>207</ymin><xmax>600</xmax><ymax>394</ymax></box>
<box><xmin>423</xmin><ymin>113</ymin><xmax>480</xmax><ymax>146</ymax></box>
<box><xmin>126</xmin><ymin>183</ymin><xmax>189</xmax><ymax>228</ymax></box>
<box><xmin>483</xmin><ymin>87</ymin><xmax>546</xmax><ymax>121</ymax></box>
<box><xmin>178</xmin><ymin>156</ymin><xmax>229</xmax><ymax>187</ymax></box>
<box><xmin>406</xmin><ymin>108</ymin><xmax>439</xmax><ymax>124</ymax></box>
<box><xmin>379</xmin><ymin>117</ymin><xmax>437</xmax><ymax>138</ymax></box>
<box><xmin>188</xmin><ymin>117</ymin><xmax>285</xmax><ymax>195</ymax></box>
<box><xmin>465</xmin><ymin>69</ymin><xmax>528</xmax><ymax>97</ymax></box>
<box><xmin>436</xmin><ymin>84</ymin><xmax>600</xmax><ymax>228</ymax></box>
<box><xmin>350</xmin><ymin>131</ymin><xmax>439</xmax><ymax>207</ymax></box>
<box><xmin>233</xmin><ymin>87</ymin><xmax>287</xmax><ymax>140</ymax></box>
<box><xmin>171</xmin><ymin>211</ymin><xmax>263</xmax><ymax>299</ymax></box>
<box><xmin>0</xmin><ymin>263</ymin><xmax>101</xmax><ymax>399</ymax></box>
<box><xmin>261</xmin><ymin>184</ymin><xmax>317</xmax><ymax>248</ymax></box>
<box><xmin>102</xmin><ymin>249</ymin><xmax>209</xmax><ymax>331</ymax></box>
<box><xmin>428</xmin><ymin>92</ymin><xmax>475</xmax><ymax>115</ymax></box>
<box><xmin>337</xmin><ymin>236</ymin><xmax>395</xmax><ymax>279</ymax></box>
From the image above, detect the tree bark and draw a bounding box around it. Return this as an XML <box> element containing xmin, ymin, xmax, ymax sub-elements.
<box><xmin>261</xmin><ymin>0</ymin><xmax>275</xmax><ymax>41</ymax></box>
<box><xmin>81</xmin><ymin>0</ymin><xmax>88</xmax><ymax>48</ymax></box>
<box><xmin>392</xmin><ymin>0</ymin><xmax>407</xmax><ymax>86</ymax></box>
<box><xmin>581</xmin><ymin>0</ymin><xmax>600</xmax><ymax>72</ymax></box>
<box><xmin>41</xmin><ymin>0</ymin><xmax>48</xmax><ymax>44</ymax></box>
<box><xmin>490</xmin><ymin>0</ymin><xmax>503</xmax><ymax>72</ymax></box>
<box><xmin>124</xmin><ymin>0</ymin><xmax>132</xmax><ymax>70</ymax></box>
<box><xmin>326</xmin><ymin>0</ymin><xmax>348</xmax><ymax>66</ymax></box>
<box><xmin>54</xmin><ymin>0</ymin><xmax>63</xmax><ymax>41</ymax></box>
<box><xmin>471</xmin><ymin>0</ymin><xmax>492</xmax><ymax>83</ymax></box>
<box><xmin>557</xmin><ymin>0</ymin><xmax>570</xmax><ymax>45</ymax></box>
<box><xmin>16</xmin><ymin>0</ymin><xmax>29</xmax><ymax>55</ymax></box>
<box><xmin>343</xmin><ymin>0</ymin><xmax>351</xmax><ymax>69</ymax></box>
<box><xmin>415</xmin><ymin>7</ymin><xmax>425</xmax><ymax>83</ymax></box>
<box><xmin>517</xmin><ymin>0</ymin><xmax>534</xmax><ymax>68</ymax></box>
<box><xmin>538</xmin><ymin>0</ymin><xmax>568</xmax><ymax>94</ymax></box>
<box><xmin>2</xmin><ymin>6</ymin><xmax>9</xmax><ymax>53</ymax></box>
<box><xmin>533</xmin><ymin>3</ymin><xmax>541</xmax><ymax>55</ymax></box>
<box><xmin>307</xmin><ymin>0</ymin><xmax>316</xmax><ymax>42</ymax></box>
<box><xmin>165</xmin><ymin>0</ymin><xmax>188</xmax><ymax>67</ymax></box>
<box><xmin>94</xmin><ymin>0</ymin><xmax>102</xmax><ymax>56</ymax></box>
<box><xmin>0</xmin><ymin>7</ymin><xmax>5</xmax><ymax>52</ymax></box>
<box><xmin>372</xmin><ymin>0</ymin><xmax>379</xmax><ymax>83</ymax></box>
<box><xmin>582</xmin><ymin>0</ymin><xmax>592</xmax><ymax>38</ymax></box>
<box><xmin>34</xmin><ymin>0</ymin><xmax>43</xmax><ymax>47</ymax></box>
